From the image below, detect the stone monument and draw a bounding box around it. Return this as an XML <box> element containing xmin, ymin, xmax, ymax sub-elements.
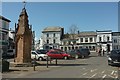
<box><xmin>15</xmin><ymin>2</ymin><xmax>32</xmax><ymax>65</ymax></box>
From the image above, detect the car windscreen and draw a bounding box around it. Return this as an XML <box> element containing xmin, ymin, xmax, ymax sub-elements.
<box><xmin>110</xmin><ymin>50</ymin><xmax>120</xmax><ymax>56</ymax></box>
<box><xmin>36</xmin><ymin>50</ymin><xmax>47</xmax><ymax>54</ymax></box>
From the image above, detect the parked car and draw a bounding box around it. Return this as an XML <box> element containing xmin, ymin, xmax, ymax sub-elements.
<box><xmin>108</xmin><ymin>49</ymin><xmax>120</xmax><ymax>66</ymax></box>
<box><xmin>7</xmin><ymin>49</ymin><xmax>15</xmax><ymax>57</ymax></box>
<box><xmin>77</xmin><ymin>48</ymin><xmax>90</xmax><ymax>58</ymax></box>
<box><xmin>67</xmin><ymin>50</ymin><xmax>82</xmax><ymax>59</ymax></box>
<box><xmin>47</xmin><ymin>49</ymin><xmax>71</xmax><ymax>60</ymax></box>
<box><xmin>31</xmin><ymin>51</ymin><xmax>48</xmax><ymax>61</ymax></box>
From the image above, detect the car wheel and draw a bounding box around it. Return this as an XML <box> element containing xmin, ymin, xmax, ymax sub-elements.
<box><xmin>38</xmin><ymin>57</ymin><xmax>43</xmax><ymax>61</ymax></box>
<box><xmin>64</xmin><ymin>56</ymin><xmax>68</xmax><ymax>60</ymax></box>
<box><xmin>75</xmin><ymin>55</ymin><xmax>79</xmax><ymax>59</ymax></box>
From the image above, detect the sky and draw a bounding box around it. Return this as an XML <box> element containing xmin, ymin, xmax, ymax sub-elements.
<box><xmin>2</xmin><ymin>2</ymin><xmax>118</xmax><ymax>40</ymax></box>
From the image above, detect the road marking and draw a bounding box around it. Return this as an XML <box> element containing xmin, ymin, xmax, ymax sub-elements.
<box><xmin>83</xmin><ymin>68</ymin><xmax>86</xmax><ymax>69</ymax></box>
<box><xmin>87</xmin><ymin>73</ymin><xmax>97</xmax><ymax>80</ymax></box>
<box><xmin>90</xmin><ymin>73</ymin><xmax>97</xmax><ymax>78</ymax></box>
<box><xmin>102</xmin><ymin>74</ymin><xmax>106</xmax><ymax>78</ymax></box>
<box><xmin>83</xmin><ymin>73</ymin><xmax>87</xmax><ymax>75</ymax></box>
<box><xmin>108</xmin><ymin>75</ymin><xmax>114</xmax><ymax>78</ymax></box>
<box><xmin>90</xmin><ymin>70</ymin><xmax>93</xmax><ymax>72</ymax></box>
<box><xmin>90</xmin><ymin>69</ymin><xmax>97</xmax><ymax>72</ymax></box>
<box><xmin>102</xmin><ymin>70</ymin><xmax>105</xmax><ymax>74</ymax></box>
<box><xmin>111</xmin><ymin>71</ymin><xmax>114</xmax><ymax>75</ymax></box>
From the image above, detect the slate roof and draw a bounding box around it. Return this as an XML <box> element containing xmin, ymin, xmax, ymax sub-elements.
<box><xmin>0</xmin><ymin>15</ymin><xmax>11</xmax><ymax>22</ymax></box>
<box><xmin>42</xmin><ymin>27</ymin><xmax>62</xmax><ymax>32</ymax></box>
<box><xmin>78</xmin><ymin>31</ymin><xmax>97</xmax><ymax>37</ymax></box>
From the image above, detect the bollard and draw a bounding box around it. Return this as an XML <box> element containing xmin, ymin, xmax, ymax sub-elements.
<box><xmin>56</xmin><ymin>58</ymin><xmax>57</xmax><ymax>65</ymax></box>
<box><xmin>46</xmin><ymin>56</ymin><xmax>49</xmax><ymax>68</ymax></box>
<box><xmin>50</xmin><ymin>57</ymin><xmax>52</xmax><ymax>64</ymax></box>
<box><xmin>32</xmin><ymin>59</ymin><xmax>36</xmax><ymax>71</ymax></box>
<box><xmin>33</xmin><ymin>64</ymin><xmax>35</xmax><ymax>71</ymax></box>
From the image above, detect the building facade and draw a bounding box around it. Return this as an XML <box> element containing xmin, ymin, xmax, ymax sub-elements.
<box><xmin>60</xmin><ymin>33</ymin><xmax>79</xmax><ymax>51</ymax></box>
<box><xmin>0</xmin><ymin>16</ymin><xmax>11</xmax><ymax>54</ymax></box>
<box><xmin>60</xmin><ymin>31</ymin><xmax>97</xmax><ymax>51</ymax></box>
<box><xmin>96</xmin><ymin>30</ymin><xmax>112</xmax><ymax>52</ymax></box>
<box><xmin>112</xmin><ymin>32</ymin><xmax>120</xmax><ymax>50</ymax></box>
<box><xmin>78</xmin><ymin>31</ymin><xmax>97</xmax><ymax>51</ymax></box>
<box><xmin>8</xmin><ymin>29</ymin><xmax>15</xmax><ymax>50</ymax></box>
<box><xmin>42</xmin><ymin>27</ymin><xmax>64</xmax><ymax>50</ymax></box>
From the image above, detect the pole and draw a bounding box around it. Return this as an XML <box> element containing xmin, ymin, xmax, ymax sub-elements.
<box><xmin>56</xmin><ymin>58</ymin><xmax>57</xmax><ymax>65</ymax></box>
<box><xmin>46</xmin><ymin>56</ymin><xmax>48</xmax><ymax>68</ymax></box>
<box><xmin>33</xmin><ymin>64</ymin><xmax>35</xmax><ymax>71</ymax></box>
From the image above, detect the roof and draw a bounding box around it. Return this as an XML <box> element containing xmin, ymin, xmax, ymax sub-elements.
<box><xmin>0</xmin><ymin>16</ymin><xmax>11</xmax><ymax>22</ymax></box>
<box><xmin>42</xmin><ymin>27</ymin><xmax>63</xmax><ymax>32</ymax></box>
<box><xmin>96</xmin><ymin>30</ymin><xmax>112</xmax><ymax>32</ymax></box>
<box><xmin>112</xmin><ymin>32</ymin><xmax>120</xmax><ymax>36</ymax></box>
<box><xmin>78</xmin><ymin>31</ymin><xmax>97</xmax><ymax>37</ymax></box>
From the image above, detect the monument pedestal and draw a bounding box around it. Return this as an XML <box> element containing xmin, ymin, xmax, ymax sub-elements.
<box><xmin>10</xmin><ymin>62</ymin><xmax>32</xmax><ymax>67</ymax></box>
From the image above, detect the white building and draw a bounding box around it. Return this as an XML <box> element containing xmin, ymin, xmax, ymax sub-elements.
<box><xmin>112</xmin><ymin>32</ymin><xmax>120</xmax><ymax>50</ymax></box>
<box><xmin>8</xmin><ymin>29</ymin><xmax>15</xmax><ymax>50</ymax></box>
<box><xmin>0</xmin><ymin>16</ymin><xmax>11</xmax><ymax>54</ymax></box>
<box><xmin>60</xmin><ymin>31</ymin><xmax>97</xmax><ymax>51</ymax></box>
<box><xmin>42</xmin><ymin>27</ymin><xmax>64</xmax><ymax>50</ymax></box>
<box><xmin>96</xmin><ymin>30</ymin><xmax>112</xmax><ymax>52</ymax></box>
<box><xmin>78</xmin><ymin>31</ymin><xmax>97</xmax><ymax>51</ymax></box>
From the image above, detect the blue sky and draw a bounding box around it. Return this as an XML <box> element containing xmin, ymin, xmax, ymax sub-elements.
<box><xmin>2</xmin><ymin>2</ymin><xmax>118</xmax><ymax>40</ymax></box>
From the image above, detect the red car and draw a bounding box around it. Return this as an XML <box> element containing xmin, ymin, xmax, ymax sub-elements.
<box><xmin>47</xmin><ymin>49</ymin><xmax>71</xmax><ymax>60</ymax></box>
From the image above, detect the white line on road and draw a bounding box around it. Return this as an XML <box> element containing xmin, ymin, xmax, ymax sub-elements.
<box><xmin>90</xmin><ymin>69</ymin><xmax>97</xmax><ymax>72</ymax></box>
<box><xmin>90</xmin><ymin>73</ymin><xmax>97</xmax><ymax>78</ymax></box>
<box><xmin>111</xmin><ymin>71</ymin><xmax>114</xmax><ymax>75</ymax></box>
<box><xmin>87</xmin><ymin>73</ymin><xmax>97</xmax><ymax>80</ymax></box>
<box><xmin>102</xmin><ymin>74</ymin><xmax>106</xmax><ymax>78</ymax></box>
<box><xmin>115</xmin><ymin>71</ymin><xmax>117</xmax><ymax>73</ymax></box>
<box><xmin>108</xmin><ymin>75</ymin><xmax>114</xmax><ymax>78</ymax></box>
<box><xmin>102</xmin><ymin>70</ymin><xmax>105</xmax><ymax>74</ymax></box>
<box><xmin>83</xmin><ymin>73</ymin><xmax>87</xmax><ymax>75</ymax></box>
<box><xmin>83</xmin><ymin>68</ymin><xmax>86</xmax><ymax>69</ymax></box>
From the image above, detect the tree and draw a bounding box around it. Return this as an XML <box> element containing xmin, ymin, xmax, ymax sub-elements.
<box><xmin>68</xmin><ymin>24</ymin><xmax>78</xmax><ymax>40</ymax></box>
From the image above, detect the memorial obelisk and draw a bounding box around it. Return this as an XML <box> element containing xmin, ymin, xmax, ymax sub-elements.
<box><xmin>15</xmin><ymin>2</ymin><xmax>32</xmax><ymax>65</ymax></box>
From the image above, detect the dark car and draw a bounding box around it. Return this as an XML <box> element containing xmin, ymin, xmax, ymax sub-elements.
<box><xmin>47</xmin><ymin>49</ymin><xmax>71</xmax><ymax>60</ymax></box>
<box><xmin>67</xmin><ymin>50</ymin><xmax>82</xmax><ymax>59</ymax></box>
<box><xmin>108</xmin><ymin>50</ymin><xmax>120</xmax><ymax>66</ymax></box>
<box><xmin>77</xmin><ymin>48</ymin><xmax>90</xmax><ymax>58</ymax></box>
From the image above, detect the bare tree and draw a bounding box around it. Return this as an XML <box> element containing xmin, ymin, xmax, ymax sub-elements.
<box><xmin>69</xmin><ymin>24</ymin><xmax>78</xmax><ymax>40</ymax></box>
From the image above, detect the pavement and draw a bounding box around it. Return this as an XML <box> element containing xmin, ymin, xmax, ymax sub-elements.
<box><xmin>2</xmin><ymin>59</ymin><xmax>63</xmax><ymax>78</ymax></box>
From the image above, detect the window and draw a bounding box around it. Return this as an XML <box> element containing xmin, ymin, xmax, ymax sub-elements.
<box><xmin>85</xmin><ymin>38</ymin><xmax>88</xmax><ymax>42</ymax></box>
<box><xmin>47</xmin><ymin>39</ymin><xmax>49</xmax><ymax>44</ymax></box>
<box><xmin>107</xmin><ymin>36</ymin><xmax>110</xmax><ymax>41</ymax></box>
<box><xmin>2</xmin><ymin>33</ymin><xmax>6</xmax><ymax>40</ymax></box>
<box><xmin>47</xmin><ymin>34</ymin><xmax>49</xmax><ymax>37</ymax></box>
<box><xmin>53</xmin><ymin>33</ymin><xmax>55</xmax><ymax>37</ymax></box>
<box><xmin>53</xmin><ymin>39</ymin><xmax>56</xmax><ymax>43</ymax></box>
<box><xmin>80</xmin><ymin>38</ymin><xmax>83</xmax><ymax>42</ymax></box>
<box><xmin>90</xmin><ymin>38</ymin><xmax>93</xmax><ymax>42</ymax></box>
<box><xmin>61</xmin><ymin>47</ymin><xmax>63</xmax><ymax>50</ymax></box>
<box><xmin>114</xmin><ymin>39</ymin><xmax>117</xmax><ymax>43</ymax></box>
<box><xmin>99</xmin><ymin>37</ymin><xmax>101</xmax><ymax>42</ymax></box>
